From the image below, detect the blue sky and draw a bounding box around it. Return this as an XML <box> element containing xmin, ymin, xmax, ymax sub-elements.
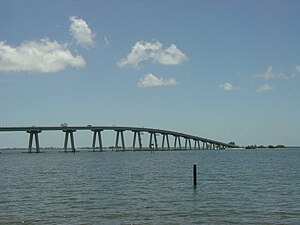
<box><xmin>1</xmin><ymin>0</ymin><xmax>300</xmax><ymax>147</ymax></box>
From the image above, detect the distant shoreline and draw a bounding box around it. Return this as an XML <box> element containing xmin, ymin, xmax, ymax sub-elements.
<box><xmin>243</xmin><ymin>145</ymin><xmax>286</xmax><ymax>150</ymax></box>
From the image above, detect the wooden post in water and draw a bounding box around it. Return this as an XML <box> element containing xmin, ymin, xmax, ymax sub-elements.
<box><xmin>193</xmin><ymin>163</ymin><xmax>197</xmax><ymax>187</ymax></box>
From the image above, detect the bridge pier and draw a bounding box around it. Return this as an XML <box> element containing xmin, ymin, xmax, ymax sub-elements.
<box><xmin>174</xmin><ymin>136</ymin><xmax>182</xmax><ymax>150</ymax></box>
<box><xmin>27</xmin><ymin>130</ymin><xmax>41</xmax><ymax>153</ymax></box>
<box><xmin>206</xmin><ymin>142</ymin><xmax>211</xmax><ymax>149</ymax></box>
<box><xmin>194</xmin><ymin>140</ymin><xmax>201</xmax><ymax>150</ymax></box>
<box><xmin>149</xmin><ymin>132</ymin><xmax>158</xmax><ymax>150</ymax></box>
<box><xmin>92</xmin><ymin>129</ymin><xmax>103</xmax><ymax>151</ymax></box>
<box><xmin>132</xmin><ymin>131</ymin><xmax>142</xmax><ymax>150</ymax></box>
<box><xmin>115</xmin><ymin>130</ymin><xmax>125</xmax><ymax>151</ymax></box>
<box><xmin>63</xmin><ymin>130</ymin><xmax>76</xmax><ymax>152</ymax></box>
<box><xmin>185</xmin><ymin>138</ymin><xmax>192</xmax><ymax>150</ymax></box>
<box><xmin>162</xmin><ymin>134</ymin><xmax>170</xmax><ymax>150</ymax></box>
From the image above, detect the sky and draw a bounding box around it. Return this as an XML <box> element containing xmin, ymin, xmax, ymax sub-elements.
<box><xmin>0</xmin><ymin>0</ymin><xmax>300</xmax><ymax>148</ymax></box>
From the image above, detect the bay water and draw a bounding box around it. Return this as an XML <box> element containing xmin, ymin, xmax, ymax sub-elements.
<box><xmin>0</xmin><ymin>148</ymin><xmax>299</xmax><ymax>224</ymax></box>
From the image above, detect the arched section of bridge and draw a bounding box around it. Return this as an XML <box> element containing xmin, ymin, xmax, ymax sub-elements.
<box><xmin>0</xmin><ymin>126</ymin><xmax>237</xmax><ymax>153</ymax></box>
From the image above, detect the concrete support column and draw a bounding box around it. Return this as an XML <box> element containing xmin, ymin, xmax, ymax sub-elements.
<box><xmin>138</xmin><ymin>131</ymin><xmax>142</xmax><ymax>150</ymax></box>
<box><xmin>194</xmin><ymin>140</ymin><xmax>201</xmax><ymax>150</ymax></box>
<box><xmin>63</xmin><ymin>130</ymin><xmax>76</xmax><ymax>152</ymax></box>
<box><xmin>185</xmin><ymin>138</ymin><xmax>192</xmax><ymax>150</ymax></box>
<box><xmin>154</xmin><ymin>133</ymin><xmax>158</xmax><ymax>150</ymax></box>
<box><xmin>149</xmin><ymin>132</ymin><xmax>158</xmax><ymax>149</ymax></box>
<box><xmin>27</xmin><ymin>130</ymin><xmax>41</xmax><ymax>153</ymax></box>
<box><xmin>149</xmin><ymin>132</ymin><xmax>158</xmax><ymax>150</ymax></box>
<box><xmin>207</xmin><ymin>142</ymin><xmax>210</xmax><ymax>149</ymax></box>
<box><xmin>132</xmin><ymin>131</ymin><xmax>137</xmax><ymax>149</ymax></box>
<box><xmin>28</xmin><ymin>133</ymin><xmax>33</xmax><ymax>152</ymax></box>
<box><xmin>162</xmin><ymin>134</ymin><xmax>170</xmax><ymax>150</ymax></box>
<box><xmin>115</xmin><ymin>130</ymin><xmax>125</xmax><ymax>151</ymax></box>
<box><xmin>132</xmin><ymin>131</ymin><xmax>143</xmax><ymax>150</ymax></box>
<box><xmin>149</xmin><ymin>132</ymin><xmax>154</xmax><ymax>149</ymax></box>
<box><xmin>92</xmin><ymin>129</ymin><xmax>103</xmax><ymax>151</ymax></box>
<box><xmin>167</xmin><ymin>135</ymin><xmax>170</xmax><ymax>149</ymax></box>
<box><xmin>174</xmin><ymin>136</ymin><xmax>182</xmax><ymax>149</ymax></box>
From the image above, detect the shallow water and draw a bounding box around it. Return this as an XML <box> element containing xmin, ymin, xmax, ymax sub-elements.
<box><xmin>0</xmin><ymin>148</ymin><xmax>299</xmax><ymax>224</ymax></box>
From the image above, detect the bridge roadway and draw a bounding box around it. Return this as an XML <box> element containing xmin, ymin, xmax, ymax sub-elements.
<box><xmin>0</xmin><ymin>126</ymin><xmax>236</xmax><ymax>153</ymax></box>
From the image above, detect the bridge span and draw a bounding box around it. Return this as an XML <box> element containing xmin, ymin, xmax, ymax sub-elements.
<box><xmin>0</xmin><ymin>126</ymin><xmax>236</xmax><ymax>153</ymax></box>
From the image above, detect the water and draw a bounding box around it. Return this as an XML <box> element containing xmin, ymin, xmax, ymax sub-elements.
<box><xmin>0</xmin><ymin>148</ymin><xmax>299</xmax><ymax>224</ymax></box>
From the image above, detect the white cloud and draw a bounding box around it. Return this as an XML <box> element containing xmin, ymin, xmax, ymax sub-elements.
<box><xmin>69</xmin><ymin>16</ymin><xmax>95</xmax><ymax>48</ymax></box>
<box><xmin>138</xmin><ymin>73</ymin><xmax>178</xmax><ymax>87</ymax></box>
<box><xmin>152</xmin><ymin>44</ymin><xmax>187</xmax><ymax>65</ymax></box>
<box><xmin>291</xmin><ymin>65</ymin><xmax>300</xmax><ymax>78</ymax></box>
<box><xmin>254</xmin><ymin>66</ymin><xmax>288</xmax><ymax>80</ymax></box>
<box><xmin>118</xmin><ymin>42</ymin><xmax>161</xmax><ymax>68</ymax></box>
<box><xmin>0</xmin><ymin>39</ymin><xmax>85</xmax><ymax>73</ymax></box>
<box><xmin>117</xmin><ymin>41</ymin><xmax>187</xmax><ymax>68</ymax></box>
<box><xmin>219</xmin><ymin>82</ymin><xmax>239</xmax><ymax>91</ymax></box>
<box><xmin>257</xmin><ymin>84</ymin><xmax>275</xmax><ymax>92</ymax></box>
<box><xmin>104</xmin><ymin>35</ymin><xmax>110</xmax><ymax>47</ymax></box>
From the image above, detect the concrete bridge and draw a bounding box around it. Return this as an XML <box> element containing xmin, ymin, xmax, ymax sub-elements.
<box><xmin>0</xmin><ymin>126</ymin><xmax>236</xmax><ymax>153</ymax></box>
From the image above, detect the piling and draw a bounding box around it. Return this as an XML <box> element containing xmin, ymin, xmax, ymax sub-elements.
<box><xmin>193</xmin><ymin>163</ymin><xmax>197</xmax><ymax>187</ymax></box>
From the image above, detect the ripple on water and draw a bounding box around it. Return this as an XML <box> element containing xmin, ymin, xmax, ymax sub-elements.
<box><xmin>0</xmin><ymin>149</ymin><xmax>299</xmax><ymax>224</ymax></box>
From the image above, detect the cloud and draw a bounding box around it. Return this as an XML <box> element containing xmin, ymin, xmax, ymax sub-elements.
<box><xmin>219</xmin><ymin>82</ymin><xmax>239</xmax><ymax>91</ymax></box>
<box><xmin>117</xmin><ymin>41</ymin><xmax>187</xmax><ymax>68</ymax></box>
<box><xmin>69</xmin><ymin>16</ymin><xmax>95</xmax><ymax>48</ymax></box>
<box><xmin>254</xmin><ymin>66</ymin><xmax>288</xmax><ymax>80</ymax></box>
<box><xmin>118</xmin><ymin>42</ymin><xmax>161</xmax><ymax>68</ymax></box>
<box><xmin>104</xmin><ymin>35</ymin><xmax>110</xmax><ymax>47</ymax></box>
<box><xmin>257</xmin><ymin>84</ymin><xmax>275</xmax><ymax>92</ymax></box>
<box><xmin>138</xmin><ymin>73</ymin><xmax>178</xmax><ymax>87</ymax></box>
<box><xmin>0</xmin><ymin>39</ymin><xmax>85</xmax><ymax>73</ymax></box>
<box><xmin>291</xmin><ymin>65</ymin><xmax>300</xmax><ymax>78</ymax></box>
<box><xmin>152</xmin><ymin>44</ymin><xmax>187</xmax><ymax>65</ymax></box>
<box><xmin>294</xmin><ymin>65</ymin><xmax>300</xmax><ymax>77</ymax></box>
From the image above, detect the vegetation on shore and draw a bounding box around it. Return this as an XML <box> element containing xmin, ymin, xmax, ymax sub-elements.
<box><xmin>244</xmin><ymin>145</ymin><xmax>285</xmax><ymax>149</ymax></box>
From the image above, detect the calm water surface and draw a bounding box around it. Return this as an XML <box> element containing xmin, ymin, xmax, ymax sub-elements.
<box><xmin>0</xmin><ymin>148</ymin><xmax>299</xmax><ymax>224</ymax></box>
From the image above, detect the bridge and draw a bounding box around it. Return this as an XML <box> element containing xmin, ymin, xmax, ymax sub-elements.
<box><xmin>0</xmin><ymin>126</ymin><xmax>236</xmax><ymax>153</ymax></box>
